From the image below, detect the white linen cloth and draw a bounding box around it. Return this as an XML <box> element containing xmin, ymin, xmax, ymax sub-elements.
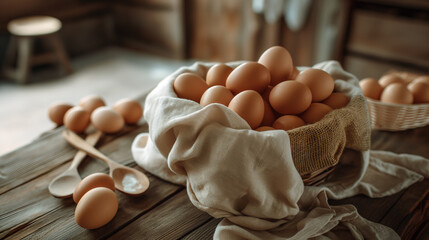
<box><xmin>132</xmin><ymin>61</ymin><xmax>429</xmax><ymax>239</ymax></box>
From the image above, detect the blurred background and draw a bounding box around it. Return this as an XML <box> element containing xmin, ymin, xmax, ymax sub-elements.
<box><xmin>1</xmin><ymin>0</ymin><xmax>429</xmax><ymax>155</ymax></box>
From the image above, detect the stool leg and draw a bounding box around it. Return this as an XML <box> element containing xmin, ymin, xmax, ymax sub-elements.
<box><xmin>47</xmin><ymin>34</ymin><xmax>72</xmax><ymax>74</ymax></box>
<box><xmin>15</xmin><ymin>37</ymin><xmax>33</xmax><ymax>84</ymax></box>
<box><xmin>2</xmin><ymin>36</ymin><xmax>17</xmax><ymax>81</ymax></box>
<box><xmin>3</xmin><ymin>36</ymin><xmax>17</xmax><ymax>67</ymax></box>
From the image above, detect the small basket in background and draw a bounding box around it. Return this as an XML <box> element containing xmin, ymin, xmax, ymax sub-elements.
<box><xmin>367</xmin><ymin>98</ymin><xmax>429</xmax><ymax>131</ymax></box>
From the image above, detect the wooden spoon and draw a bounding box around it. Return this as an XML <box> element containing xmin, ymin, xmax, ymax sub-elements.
<box><xmin>62</xmin><ymin>130</ymin><xmax>150</xmax><ymax>196</ymax></box>
<box><xmin>49</xmin><ymin>130</ymin><xmax>103</xmax><ymax>198</ymax></box>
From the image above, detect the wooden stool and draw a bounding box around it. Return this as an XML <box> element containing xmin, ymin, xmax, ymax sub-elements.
<box><xmin>2</xmin><ymin>16</ymin><xmax>72</xmax><ymax>84</ymax></box>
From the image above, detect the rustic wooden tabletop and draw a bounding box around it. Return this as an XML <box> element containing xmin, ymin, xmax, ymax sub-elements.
<box><xmin>0</xmin><ymin>92</ymin><xmax>428</xmax><ymax>239</ymax></box>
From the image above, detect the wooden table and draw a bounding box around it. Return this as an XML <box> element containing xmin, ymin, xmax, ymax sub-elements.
<box><xmin>0</xmin><ymin>92</ymin><xmax>428</xmax><ymax>239</ymax></box>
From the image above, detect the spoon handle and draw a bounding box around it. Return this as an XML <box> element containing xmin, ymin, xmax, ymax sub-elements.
<box><xmin>63</xmin><ymin>130</ymin><xmax>113</xmax><ymax>167</ymax></box>
<box><xmin>69</xmin><ymin>131</ymin><xmax>103</xmax><ymax>169</ymax></box>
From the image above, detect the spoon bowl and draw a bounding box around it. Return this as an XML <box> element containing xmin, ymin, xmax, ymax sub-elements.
<box><xmin>49</xmin><ymin>131</ymin><xmax>103</xmax><ymax>198</ymax></box>
<box><xmin>111</xmin><ymin>165</ymin><xmax>149</xmax><ymax>196</ymax></box>
<box><xmin>62</xmin><ymin>130</ymin><xmax>150</xmax><ymax>196</ymax></box>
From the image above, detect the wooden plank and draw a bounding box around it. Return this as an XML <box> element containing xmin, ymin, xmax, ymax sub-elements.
<box><xmin>112</xmin><ymin>1</ymin><xmax>185</xmax><ymax>59</ymax></box>
<box><xmin>329</xmin><ymin>190</ymin><xmax>404</xmax><ymax>223</ymax></box>
<box><xmin>47</xmin><ymin>3</ymin><xmax>110</xmax><ymax>22</ymax></box>
<box><xmin>356</xmin><ymin>0</ymin><xmax>429</xmax><ymax>11</ymax></box>
<box><xmin>371</xmin><ymin>127</ymin><xmax>429</xmax><ymax>159</ymax></box>
<box><xmin>59</xmin><ymin>14</ymin><xmax>114</xmax><ymax>57</ymax></box>
<box><xmin>281</xmin><ymin>1</ymin><xmax>320</xmax><ymax>66</ymax></box>
<box><xmin>181</xmin><ymin>218</ymin><xmax>221</xmax><ymax>240</ymax></box>
<box><xmin>333</xmin><ymin>0</ymin><xmax>353</xmax><ymax>63</ymax></box>
<box><xmin>0</xmin><ymin>127</ymin><xmax>78</xmax><ymax>194</ymax></box>
<box><xmin>0</xmin><ymin>0</ymin><xmax>81</xmax><ymax>24</ymax></box>
<box><xmin>239</xmin><ymin>0</ymin><xmax>262</xmax><ymax>61</ymax></box>
<box><xmin>343</xmin><ymin>54</ymin><xmax>429</xmax><ymax>80</ymax></box>
<box><xmin>415</xmin><ymin>221</ymin><xmax>429</xmax><ymax>240</ymax></box>
<box><xmin>381</xmin><ymin>179</ymin><xmax>429</xmax><ymax>239</ymax></box>
<box><xmin>347</xmin><ymin>9</ymin><xmax>429</xmax><ymax>69</ymax></box>
<box><xmin>115</xmin><ymin>0</ymin><xmax>176</xmax><ymax>10</ymax></box>
<box><xmin>188</xmin><ymin>0</ymin><xmax>247</xmax><ymax>62</ymax></box>
<box><xmin>111</xmin><ymin>190</ymin><xmax>213</xmax><ymax>239</ymax></box>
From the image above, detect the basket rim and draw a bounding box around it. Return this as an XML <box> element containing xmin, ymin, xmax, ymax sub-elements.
<box><xmin>366</xmin><ymin>98</ymin><xmax>429</xmax><ymax>107</ymax></box>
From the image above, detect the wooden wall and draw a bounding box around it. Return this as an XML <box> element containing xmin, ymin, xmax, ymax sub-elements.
<box><xmin>111</xmin><ymin>0</ymin><xmax>185</xmax><ymax>59</ymax></box>
<box><xmin>185</xmin><ymin>0</ymin><xmax>429</xmax><ymax>79</ymax></box>
<box><xmin>0</xmin><ymin>0</ymin><xmax>349</xmax><ymax>67</ymax></box>
<box><xmin>186</xmin><ymin>0</ymin><xmax>281</xmax><ymax>62</ymax></box>
<box><xmin>185</xmin><ymin>0</ymin><xmax>350</xmax><ymax>67</ymax></box>
<box><xmin>2</xmin><ymin>0</ymin><xmax>427</xmax><ymax>81</ymax></box>
<box><xmin>342</xmin><ymin>0</ymin><xmax>429</xmax><ymax>79</ymax></box>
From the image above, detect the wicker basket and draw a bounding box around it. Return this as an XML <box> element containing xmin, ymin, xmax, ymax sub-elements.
<box><xmin>367</xmin><ymin>98</ymin><xmax>429</xmax><ymax>131</ymax></box>
<box><xmin>301</xmin><ymin>166</ymin><xmax>336</xmax><ymax>186</ymax></box>
<box><xmin>139</xmin><ymin>61</ymin><xmax>371</xmax><ymax>189</ymax></box>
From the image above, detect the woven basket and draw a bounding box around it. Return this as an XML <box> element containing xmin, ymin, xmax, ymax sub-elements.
<box><xmin>301</xmin><ymin>165</ymin><xmax>336</xmax><ymax>186</ymax></box>
<box><xmin>140</xmin><ymin>61</ymin><xmax>371</xmax><ymax>188</ymax></box>
<box><xmin>367</xmin><ymin>98</ymin><xmax>429</xmax><ymax>131</ymax></box>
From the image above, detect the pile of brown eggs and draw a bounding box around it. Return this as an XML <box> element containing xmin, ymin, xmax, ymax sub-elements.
<box><xmin>173</xmin><ymin>46</ymin><xmax>349</xmax><ymax>131</ymax></box>
<box><xmin>48</xmin><ymin>95</ymin><xmax>143</xmax><ymax>133</ymax></box>
<box><xmin>360</xmin><ymin>73</ymin><xmax>429</xmax><ymax>104</ymax></box>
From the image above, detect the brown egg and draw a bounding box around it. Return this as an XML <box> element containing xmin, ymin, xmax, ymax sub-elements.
<box><xmin>359</xmin><ymin>78</ymin><xmax>383</xmax><ymax>100</ymax></box>
<box><xmin>379</xmin><ymin>74</ymin><xmax>406</xmax><ymax>88</ymax></box>
<box><xmin>296</xmin><ymin>68</ymin><xmax>334</xmax><ymax>102</ymax></box>
<box><xmin>113</xmin><ymin>98</ymin><xmax>143</xmax><ymax>124</ymax></box>
<box><xmin>225</xmin><ymin>62</ymin><xmax>271</xmax><ymax>94</ymax></box>
<box><xmin>269</xmin><ymin>81</ymin><xmax>312</xmax><ymax>115</ymax></box>
<box><xmin>79</xmin><ymin>95</ymin><xmax>106</xmax><ymax>114</ymax></box>
<box><xmin>206</xmin><ymin>63</ymin><xmax>233</xmax><ymax>87</ymax></box>
<box><xmin>273</xmin><ymin>115</ymin><xmax>306</xmax><ymax>131</ymax></box>
<box><xmin>258</xmin><ymin>46</ymin><xmax>294</xmax><ymax>86</ymax></box>
<box><xmin>413</xmin><ymin>76</ymin><xmax>429</xmax><ymax>85</ymax></box>
<box><xmin>300</xmin><ymin>103</ymin><xmax>333</xmax><ymax>124</ymax></box>
<box><xmin>407</xmin><ymin>81</ymin><xmax>429</xmax><ymax>103</ymax></box>
<box><xmin>228</xmin><ymin>90</ymin><xmax>264</xmax><ymax>129</ymax></box>
<box><xmin>260</xmin><ymin>100</ymin><xmax>276</xmax><ymax>126</ymax></box>
<box><xmin>391</xmin><ymin>72</ymin><xmax>419</xmax><ymax>84</ymax></box>
<box><xmin>91</xmin><ymin>107</ymin><xmax>125</xmax><ymax>133</ymax></box>
<box><xmin>63</xmin><ymin>106</ymin><xmax>91</xmax><ymax>133</ymax></box>
<box><xmin>75</xmin><ymin>187</ymin><xmax>118</xmax><ymax>229</ymax></box>
<box><xmin>48</xmin><ymin>102</ymin><xmax>73</xmax><ymax>125</ymax></box>
<box><xmin>255</xmin><ymin>126</ymin><xmax>275</xmax><ymax>131</ymax></box>
<box><xmin>322</xmin><ymin>92</ymin><xmax>350</xmax><ymax>109</ymax></box>
<box><xmin>73</xmin><ymin>173</ymin><xmax>115</xmax><ymax>204</ymax></box>
<box><xmin>380</xmin><ymin>83</ymin><xmax>413</xmax><ymax>104</ymax></box>
<box><xmin>200</xmin><ymin>85</ymin><xmax>234</xmax><ymax>107</ymax></box>
<box><xmin>173</xmin><ymin>73</ymin><xmax>208</xmax><ymax>102</ymax></box>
